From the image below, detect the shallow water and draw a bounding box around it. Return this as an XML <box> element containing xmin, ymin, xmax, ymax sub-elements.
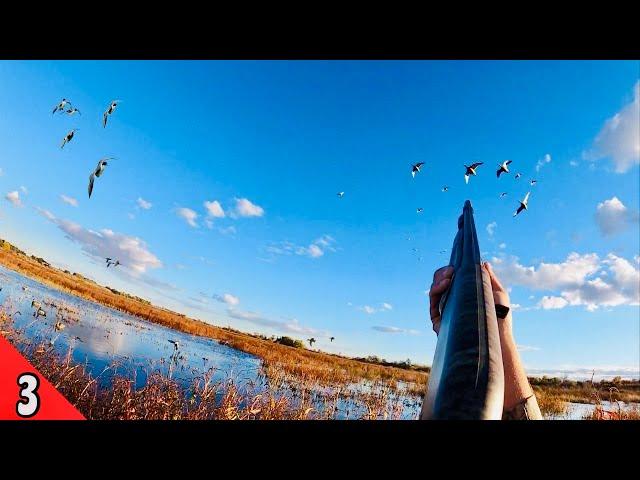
<box><xmin>545</xmin><ymin>401</ymin><xmax>640</xmax><ymax>420</ymax></box>
<box><xmin>0</xmin><ymin>266</ymin><xmax>262</xmax><ymax>391</ymax></box>
<box><xmin>0</xmin><ymin>265</ymin><xmax>421</xmax><ymax>419</ymax></box>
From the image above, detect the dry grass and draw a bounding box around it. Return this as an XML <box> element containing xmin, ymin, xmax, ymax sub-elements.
<box><xmin>0</xmin><ymin>249</ymin><xmax>428</xmax><ymax>391</ymax></box>
<box><xmin>3</xmin><ymin>321</ymin><xmax>418</xmax><ymax>420</ymax></box>
<box><xmin>533</xmin><ymin>387</ymin><xmax>568</xmax><ymax>418</ymax></box>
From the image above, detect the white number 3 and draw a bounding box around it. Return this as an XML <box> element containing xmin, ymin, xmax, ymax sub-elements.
<box><xmin>17</xmin><ymin>373</ymin><xmax>40</xmax><ymax>418</ymax></box>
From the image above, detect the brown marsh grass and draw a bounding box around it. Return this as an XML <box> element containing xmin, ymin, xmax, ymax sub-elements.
<box><xmin>2</xmin><ymin>321</ymin><xmax>416</xmax><ymax>420</ymax></box>
<box><xmin>0</xmin><ymin>248</ymin><xmax>428</xmax><ymax>390</ymax></box>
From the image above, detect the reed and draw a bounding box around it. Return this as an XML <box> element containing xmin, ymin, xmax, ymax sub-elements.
<box><xmin>0</xmin><ymin>248</ymin><xmax>428</xmax><ymax>389</ymax></box>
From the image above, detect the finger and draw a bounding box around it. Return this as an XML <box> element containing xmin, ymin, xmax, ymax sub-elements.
<box><xmin>429</xmin><ymin>278</ymin><xmax>451</xmax><ymax>319</ymax></box>
<box><xmin>432</xmin><ymin>318</ymin><xmax>441</xmax><ymax>335</ymax></box>
<box><xmin>483</xmin><ymin>262</ymin><xmax>505</xmax><ymax>292</ymax></box>
<box><xmin>433</xmin><ymin>265</ymin><xmax>454</xmax><ymax>284</ymax></box>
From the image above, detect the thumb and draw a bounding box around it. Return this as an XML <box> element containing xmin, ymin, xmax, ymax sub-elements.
<box><xmin>483</xmin><ymin>262</ymin><xmax>505</xmax><ymax>292</ymax></box>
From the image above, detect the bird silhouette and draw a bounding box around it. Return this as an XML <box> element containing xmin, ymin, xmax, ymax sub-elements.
<box><xmin>60</xmin><ymin>129</ymin><xmax>78</xmax><ymax>149</ymax></box>
<box><xmin>464</xmin><ymin>162</ymin><xmax>483</xmax><ymax>184</ymax></box>
<box><xmin>103</xmin><ymin>100</ymin><xmax>121</xmax><ymax>128</ymax></box>
<box><xmin>496</xmin><ymin>160</ymin><xmax>512</xmax><ymax>178</ymax></box>
<box><xmin>88</xmin><ymin>159</ymin><xmax>110</xmax><ymax>198</ymax></box>
<box><xmin>52</xmin><ymin>98</ymin><xmax>72</xmax><ymax>114</ymax></box>
<box><xmin>411</xmin><ymin>162</ymin><xmax>425</xmax><ymax>178</ymax></box>
<box><xmin>513</xmin><ymin>191</ymin><xmax>531</xmax><ymax>217</ymax></box>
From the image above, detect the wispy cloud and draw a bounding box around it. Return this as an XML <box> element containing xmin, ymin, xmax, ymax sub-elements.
<box><xmin>585</xmin><ymin>81</ymin><xmax>639</xmax><ymax>173</ymax></box>
<box><xmin>227</xmin><ymin>307</ymin><xmax>327</xmax><ymax>336</ymax></box>
<box><xmin>371</xmin><ymin>326</ymin><xmax>420</xmax><ymax>335</ymax></box>
<box><xmin>358</xmin><ymin>302</ymin><xmax>393</xmax><ymax>314</ymax></box>
<box><xmin>5</xmin><ymin>190</ymin><xmax>22</xmax><ymax>207</ymax></box>
<box><xmin>36</xmin><ymin>207</ymin><xmax>162</xmax><ymax>276</ymax></box>
<box><xmin>595</xmin><ymin>196</ymin><xmax>639</xmax><ymax>237</ymax></box>
<box><xmin>20</xmin><ymin>186</ymin><xmax>28</xmax><ymax>194</ymax></box>
<box><xmin>204</xmin><ymin>200</ymin><xmax>225</xmax><ymax>218</ymax></box>
<box><xmin>60</xmin><ymin>194</ymin><xmax>78</xmax><ymax>207</ymax></box>
<box><xmin>218</xmin><ymin>226</ymin><xmax>236</xmax><ymax>236</ymax></box>
<box><xmin>266</xmin><ymin>235</ymin><xmax>337</xmax><ymax>260</ymax></box>
<box><xmin>232</xmin><ymin>197</ymin><xmax>264</xmax><ymax>218</ymax></box>
<box><xmin>137</xmin><ymin>197</ymin><xmax>152</xmax><ymax>210</ymax></box>
<box><xmin>535</xmin><ymin>153</ymin><xmax>552</xmax><ymax>172</ymax></box>
<box><xmin>486</xmin><ymin>221</ymin><xmax>497</xmax><ymax>237</ymax></box>
<box><xmin>212</xmin><ymin>293</ymin><xmax>240</xmax><ymax>306</ymax></box>
<box><xmin>176</xmin><ymin>207</ymin><xmax>199</xmax><ymax>228</ymax></box>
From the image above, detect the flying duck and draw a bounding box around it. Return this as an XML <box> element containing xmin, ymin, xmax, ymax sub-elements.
<box><xmin>464</xmin><ymin>162</ymin><xmax>483</xmax><ymax>184</ymax></box>
<box><xmin>496</xmin><ymin>160</ymin><xmax>512</xmax><ymax>178</ymax></box>
<box><xmin>88</xmin><ymin>159</ymin><xmax>110</xmax><ymax>198</ymax></box>
<box><xmin>513</xmin><ymin>191</ymin><xmax>531</xmax><ymax>217</ymax></box>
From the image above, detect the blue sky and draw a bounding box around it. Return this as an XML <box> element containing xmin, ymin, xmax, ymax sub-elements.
<box><xmin>0</xmin><ymin>60</ymin><xmax>638</xmax><ymax>379</ymax></box>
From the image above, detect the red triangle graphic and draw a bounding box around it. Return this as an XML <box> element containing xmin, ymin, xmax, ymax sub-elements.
<box><xmin>0</xmin><ymin>336</ymin><xmax>85</xmax><ymax>420</ymax></box>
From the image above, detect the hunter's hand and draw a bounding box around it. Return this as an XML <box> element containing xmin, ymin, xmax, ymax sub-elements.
<box><xmin>429</xmin><ymin>266</ymin><xmax>454</xmax><ymax>336</ymax></box>
<box><xmin>482</xmin><ymin>261</ymin><xmax>513</xmax><ymax>337</ymax></box>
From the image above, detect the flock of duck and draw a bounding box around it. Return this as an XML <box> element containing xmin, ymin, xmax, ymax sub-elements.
<box><xmin>53</xmin><ymin>98</ymin><xmax>123</xmax><ymax>269</ymax></box>
<box><xmin>53</xmin><ymin>97</ymin><xmax>120</xmax><ymax>199</ymax></box>
<box><xmin>409</xmin><ymin>159</ymin><xmax>534</xmax><ymax>217</ymax></box>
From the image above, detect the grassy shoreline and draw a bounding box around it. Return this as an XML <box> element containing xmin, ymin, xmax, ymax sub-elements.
<box><xmin>0</xmin><ymin>244</ymin><xmax>428</xmax><ymax>388</ymax></box>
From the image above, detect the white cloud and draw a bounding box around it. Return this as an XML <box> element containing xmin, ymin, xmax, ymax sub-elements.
<box><xmin>538</xmin><ymin>296</ymin><xmax>569</xmax><ymax>310</ymax></box>
<box><xmin>486</xmin><ymin>221</ymin><xmax>497</xmax><ymax>237</ymax></box>
<box><xmin>595</xmin><ymin>196</ymin><xmax>639</xmax><ymax>236</ymax></box>
<box><xmin>586</xmin><ymin>81</ymin><xmax>640</xmax><ymax>173</ymax></box>
<box><xmin>227</xmin><ymin>308</ymin><xmax>327</xmax><ymax>336</ymax></box>
<box><xmin>267</xmin><ymin>235</ymin><xmax>336</xmax><ymax>260</ymax></box>
<box><xmin>358</xmin><ymin>303</ymin><xmax>393</xmax><ymax>314</ymax></box>
<box><xmin>20</xmin><ymin>186</ymin><xmax>28</xmax><ymax>194</ymax></box>
<box><xmin>492</xmin><ymin>252</ymin><xmax>639</xmax><ymax>311</ymax></box>
<box><xmin>233</xmin><ymin>197</ymin><xmax>264</xmax><ymax>218</ymax></box>
<box><xmin>491</xmin><ymin>253</ymin><xmax>601</xmax><ymax>291</ymax></box>
<box><xmin>60</xmin><ymin>194</ymin><xmax>78</xmax><ymax>207</ymax></box>
<box><xmin>137</xmin><ymin>197</ymin><xmax>152</xmax><ymax>210</ymax></box>
<box><xmin>176</xmin><ymin>207</ymin><xmax>199</xmax><ymax>228</ymax></box>
<box><xmin>5</xmin><ymin>191</ymin><xmax>22</xmax><ymax>207</ymax></box>
<box><xmin>36</xmin><ymin>208</ymin><xmax>162</xmax><ymax>276</ymax></box>
<box><xmin>212</xmin><ymin>293</ymin><xmax>240</xmax><ymax>306</ymax></box>
<box><xmin>535</xmin><ymin>153</ymin><xmax>552</xmax><ymax>172</ymax></box>
<box><xmin>204</xmin><ymin>200</ymin><xmax>225</xmax><ymax>218</ymax></box>
<box><xmin>569</xmin><ymin>160</ymin><xmax>579</xmax><ymax>167</ymax></box>
<box><xmin>218</xmin><ymin>226</ymin><xmax>236</xmax><ymax>236</ymax></box>
<box><xmin>372</xmin><ymin>326</ymin><xmax>420</xmax><ymax>335</ymax></box>
<box><xmin>499</xmin><ymin>242</ymin><xmax>507</xmax><ymax>249</ymax></box>
<box><xmin>36</xmin><ymin>207</ymin><xmax>55</xmax><ymax>220</ymax></box>
<box><xmin>0</xmin><ymin>168</ymin><xmax>3</xmax><ymax>176</ymax></box>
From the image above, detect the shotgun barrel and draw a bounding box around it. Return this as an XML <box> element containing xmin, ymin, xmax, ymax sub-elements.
<box><xmin>420</xmin><ymin>200</ymin><xmax>504</xmax><ymax>419</ymax></box>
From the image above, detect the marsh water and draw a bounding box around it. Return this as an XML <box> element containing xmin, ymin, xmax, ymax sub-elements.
<box><xmin>1</xmin><ymin>265</ymin><xmax>635</xmax><ymax>420</ymax></box>
<box><xmin>0</xmin><ymin>265</ymin><xmax>420</xmax><ymax>419</ymax></box>
<box><xmin>0</xmin><ymin>266</ymin><xmax>262</xmax><ymax>391</ymax></box>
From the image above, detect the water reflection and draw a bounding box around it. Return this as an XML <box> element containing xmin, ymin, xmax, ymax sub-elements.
<box><xmin>0</xmin><ymin>266</ymin><xmax>262</xmax><ymax>391</ymax></box>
